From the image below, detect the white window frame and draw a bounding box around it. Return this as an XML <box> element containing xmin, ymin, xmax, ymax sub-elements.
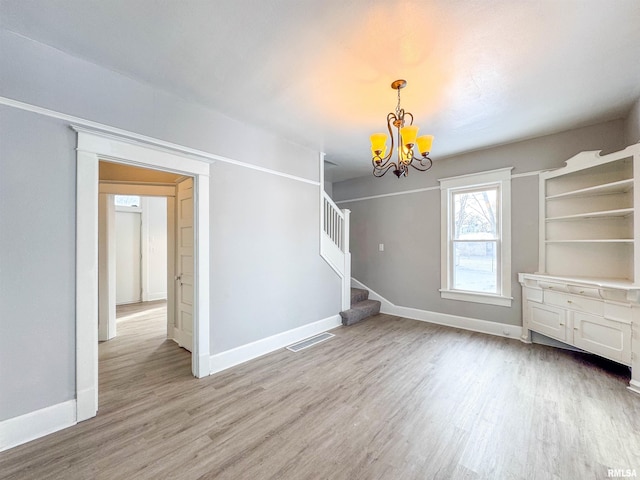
<box><xmin>439</xmin><ymin>168</ymin><xmax>513</xmax><ymax>307</ymax></box>
<box><xmin>114</xmin><ymin>195</ymin><xmax>142</xmax><ymax>210</ymax></box>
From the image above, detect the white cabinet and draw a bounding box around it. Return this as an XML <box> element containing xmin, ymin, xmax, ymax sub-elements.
<box><xmin>529</xmin><ymin>302</ymin><xmax>567</xmax><ymax>341</ymax></box>
<box><xmin>520</xmin><ymin>273</ymin><xmax>639</xmax><ymax>393</ymax></box>
<box><xmin>520</xmin><ymin>143</ymin><xmax>640</xmax><ymax>394</ymax></box>
<box><xmin>573</xmin><ymin>311</ymin><xmax>631</xmax><ymax>365</ymax></box>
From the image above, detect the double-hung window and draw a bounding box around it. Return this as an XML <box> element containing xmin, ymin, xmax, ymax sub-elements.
<box><xmin>439</xmin><ymin>168</ymin><xmax>512</xmax><ymax>307</ymax></box>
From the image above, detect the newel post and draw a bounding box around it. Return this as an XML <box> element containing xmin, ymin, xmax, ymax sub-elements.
<box><xmin>342</xmin><ymin>209</ymin><xmax>351</xmax><ymax>311</ymax></box>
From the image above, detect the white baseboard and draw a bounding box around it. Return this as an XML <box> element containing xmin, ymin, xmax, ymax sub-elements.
<box><xmin>352</xmin><ymin>278</ymin><xmax>522</xmax><ymax>340</ymax></box>
<box><xmin>210</xmin><ymin>314</ymin><xmax>342</xmax><ymax>374</ymax></box>
<box><xmin>628</xmin><ymin>379</ymin><xmax>640</xmax><ymax>395</ymax></box>
<box><xmin>0</xmin><ymin>400</ymin><xmax>77</xmax><ymax>452</ymax></box>
<box><xmin>143</xmin><ymin>292</ymin><xmax>167</xmax><ymax>302</ymax></box>
<box><xmin>76</xmin><ymin>387</ymin><xmax>97</xmax><ymax>422</ymax></box>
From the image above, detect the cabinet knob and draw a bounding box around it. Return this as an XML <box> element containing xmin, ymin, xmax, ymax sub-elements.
<box><xmin>559</xmin><ymin>323</ymin><xmax>564</xmax><ymax>326</ymax></box>
<box><xmin>567</xmin><ymin>300</ymin><xmax>572</xmax><ymax>304</ymax></box>
<box><xmin>579</xmin><ymin>290</ymin><xmax>585</xmax><ymax>294</ymax></box>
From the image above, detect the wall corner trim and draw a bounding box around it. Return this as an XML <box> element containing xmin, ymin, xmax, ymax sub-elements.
<box><xmin>209</xmin><ymin>314</ymin><xmax>342</xmax><ymax>375</ymax></box>
<box><xmin>0</xmin><ymin>400</ymin><xmax>77</xmax><ymax>453</ymax></box>
<box><xmin>352</xmin><ymin>278</ymin><xmax>522</xmax><ymax>340</ymax></box>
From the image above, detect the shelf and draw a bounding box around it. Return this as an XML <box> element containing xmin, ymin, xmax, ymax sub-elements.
<box><xmin>546</xmin><ymin>178</ymin><xmax>633</xmax><ymax>200</ymax></box>
<box><xmin>539</xmin><ymin>145</ymin><xmax>639</xmax><ymax>283</ymax></box>
<box><xmin>519</xmin><ymin>273</ymin><xmax>637</xmax><ymax>292</ymax></box>
<box><xmin>546</xmin><ymin>239</ymin><xmax>633</xmax><ymax>244</ymax></box>
<box><xmin>546</xmin><ymin>208</ymin><xmax>634</xmax><ymax>221</ymax></box>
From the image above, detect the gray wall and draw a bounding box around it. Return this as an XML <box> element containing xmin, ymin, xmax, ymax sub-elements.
<box><xmin>211</xmin><ymin>165</ymin><xmax>340</xmax><ymax>352</ymax></box>
<box><xmin>0</xmin><ymin>108</ymin><xmax>77</xmax><ymax>420</ymax></box>
<box><xmin>334</xmin><ymin>120</ymin><xmax>627</xmax><ymax>326</ymax></box>
<box><xmin>0</xmin><ymin>31</ymin><xmax>318</xmax><ymax>182</ymax></box>
<box><xmin>0</xmin><ymin>30</ymin><xmax>340</xmax><ymax>421</ymax></box>
<box><xmin>324</xmin><ymin>180</ymin><xmax>333</xmax><ymax>199</ymax></box>
<box><xmin>626</xmin><ymin>97</ymin><xmax>640</xmax><ymax>145</ymax></box>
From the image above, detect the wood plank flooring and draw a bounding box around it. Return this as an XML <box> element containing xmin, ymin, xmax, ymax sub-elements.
<box><xmin>1</xmin><ymin>305</ymin><xmax>639</xmax><ymax>479</ymax></box>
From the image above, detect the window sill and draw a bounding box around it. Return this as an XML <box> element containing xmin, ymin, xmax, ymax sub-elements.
<box><xmin>439</xmin><ymin>289</ymin><xmax>513</xmax><ymax>307</ymax></box>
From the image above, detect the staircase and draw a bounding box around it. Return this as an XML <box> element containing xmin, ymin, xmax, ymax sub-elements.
<box><xmin>340</xmin><ymin>287</ymin><xmax>381</xmax><ymax>326</ymax></box>
<box><xmin>320</xmin><ymin>189</ymin><xmax>351</xmax><ymax>312</ymax></box>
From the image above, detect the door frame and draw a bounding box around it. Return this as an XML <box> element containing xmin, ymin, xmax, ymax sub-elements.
<box><xmin>75</xmin><ymin>127</ymin><xmax>211</xmax><ymax>422</ymax></box>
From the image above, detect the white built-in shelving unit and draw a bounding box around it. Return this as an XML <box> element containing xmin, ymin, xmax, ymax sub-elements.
<box><xmin>519</xmin><ymin>144</ymin><xmax>640</xmax><ymax>394</ymax></box>
<box><xmin>540</xmin><ymin>148</ymin><xmax>636</xmax><ymax>280</ymax></box>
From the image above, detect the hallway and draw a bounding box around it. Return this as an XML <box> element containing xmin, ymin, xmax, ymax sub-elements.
<box><xmin>99</xmin><ymin>300</ymin><xmax>192</xmax><ymax>417</ymax></box>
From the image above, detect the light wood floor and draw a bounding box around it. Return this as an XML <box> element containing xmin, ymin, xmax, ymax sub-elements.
<box><xmin>2</xmin><ymin>305</ymin><xmax>639</xmax><ymax>479</ymax></box>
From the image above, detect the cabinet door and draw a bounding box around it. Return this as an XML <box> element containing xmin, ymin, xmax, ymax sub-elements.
<box><xmin>529</xmin><ymin>302</ymin><xmax>567</xmax><ymax>342</ymax></box>
<box><xmin>573</xmin><ymin>312</ymin><xmax>632</xmax><ymax>366</ymax></box>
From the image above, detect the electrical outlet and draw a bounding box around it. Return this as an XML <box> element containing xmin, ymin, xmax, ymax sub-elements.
<box><xmin>379</xmin><ymin>243</ymin><xmax>384</xmax><ymax>252</ymax></box>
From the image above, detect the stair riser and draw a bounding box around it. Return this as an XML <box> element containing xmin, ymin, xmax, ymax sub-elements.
<box><xmin>350</xmin><ymin>288</ymin><xmax>369</xmax><ymax>305</ymax></box>
<box><xmin>340</xmin><ymin>299</ymin><xmax>381</xmax><ymax>326</ymax></box>
<box><xmin>351</xmin><ymin>294</ymin><xmax>368</xmax><ymax>305</ymax></box>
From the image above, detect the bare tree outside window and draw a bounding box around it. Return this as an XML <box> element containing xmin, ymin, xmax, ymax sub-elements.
<box><xmin>452</xmin><ymin>187</ymin><xmax>499</xmax><ymax>293</ymax></box>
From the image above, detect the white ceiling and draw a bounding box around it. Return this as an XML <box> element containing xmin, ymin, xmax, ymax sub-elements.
<box><xmin>2</xmin><ymin>0</ymin><xmax>640</xmax><ymax>182</ymax></box>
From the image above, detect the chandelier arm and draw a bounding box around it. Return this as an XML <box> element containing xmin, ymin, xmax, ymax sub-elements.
<box><xmin>410</xmin><ymin>156</ymin><xmax>433</xmax><ymax>171</ymax></box>
<box><xmin>403</xmin><ymin>111</ymin><xmax>414</xmax><ymax>126</ymax></box>
<box><xmin>373</xmin><ymin>162</ymin><xmax>396</xmax><ymax>177</ymax></box>
<box><xmin>372</xmin><ymin>155</ymin><xmax>392</xmax><ymax>169</ymax></box>
<box><xmin>387</xmin><ymin>111</ymin><xmax>397</xmax><ymax>163</ymax></box>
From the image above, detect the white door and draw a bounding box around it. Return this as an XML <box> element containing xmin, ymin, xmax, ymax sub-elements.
<box><xmin>174</xmin><ymin>178</ymin><xmax>194</xmax><ymax>352</ymax></box>
<box><xmin>115</xmin><ymin>211</ymin><xmax>142</xmax><ymax>305</ymax></box>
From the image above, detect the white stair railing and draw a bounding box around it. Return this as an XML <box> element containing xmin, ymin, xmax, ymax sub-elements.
<box><xmin>320</xmin><ymin>191</ymin><xmax>351</xmax><ymax>311</ymax></box>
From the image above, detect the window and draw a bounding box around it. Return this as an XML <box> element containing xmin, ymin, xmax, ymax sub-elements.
<box><xmin>440</xmin><ymin>168</ymin><xmax>512</xmax><ymax>306</ymax></box>
<box><xmin>114</xmin><ymin>195</ymin><xmax>141</xmax><ymax>207</ymax></box>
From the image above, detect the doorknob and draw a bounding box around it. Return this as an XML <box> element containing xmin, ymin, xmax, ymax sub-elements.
<box><xmin>175</xmin><ymin>274</ymin><xmax>183</xmax><ymax>285</ymax></box>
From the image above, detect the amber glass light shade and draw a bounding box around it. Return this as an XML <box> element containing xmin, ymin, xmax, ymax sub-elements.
<box><xmin>370</xmin><ymin>133</ymin><xmax>387</xmax><ymax>152</ymax></box>
<box><xmin>400</xmin><ymin>125</ymin><xmax>419</xmax><ymax>146</ymax></box>
<box><xmin>416</xmin><ymin>135</ymin><xmax>434</xmax><ymax>155</ymax></box>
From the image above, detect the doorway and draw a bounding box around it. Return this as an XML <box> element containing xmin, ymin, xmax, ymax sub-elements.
<box><xmin>101</xmin><ymin>189</ymin><xmax>175</xmax><ymax>335</ymax></box>
<box><xmin>101</xmin><ymin>192</ymin><xmax>171</xmax><ymax>342</ymax></box>
<box><xmin>76</xmin><ymin>129</ymin><xmax>211</xmax><ymax>423</ymax></box>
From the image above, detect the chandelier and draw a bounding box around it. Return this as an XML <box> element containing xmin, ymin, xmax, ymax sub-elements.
<box><xmin>370</xmin><ymin>79</ymin><xmax>434</xmax><ymax>178</ymax></box>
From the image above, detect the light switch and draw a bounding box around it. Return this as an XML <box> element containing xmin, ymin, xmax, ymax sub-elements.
<box><xmin>379</xmin><ymin>243</ymin><xmax>384</xmax><ymax>252</ymax></box>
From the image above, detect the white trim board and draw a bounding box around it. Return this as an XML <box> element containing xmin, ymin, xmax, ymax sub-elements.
<box><xmin>0</xmin><ymin>400</ymin><xmax>76</xmax><ymax>453</ymax></box>
<box><xmin>210</xmin><ymin>314</ymin><xmax>342</xmax><ymax>374</ymax></box>
<box><xmin>0</xmin><ymin>96</ymin><xmax>319</xmax><ymax>187</ymax></box>
<box><xmin>335</xmin><ymin>169</ymin><xmax>546</xmax><ymax>205</ymax></box>
<box><xmin>351</xmin><ymin>278</ymin><xmax>522</xmax><ymax>339</ymax></box>
<box><xmin>335</xmin><ymin>186</ymin><xmax>439</xmax><ymax>205</ymax></box>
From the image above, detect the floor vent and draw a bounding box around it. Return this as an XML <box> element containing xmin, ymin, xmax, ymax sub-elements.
<box><xmin>286</xmin><ymin>332</ymin><xmax>334</xmax><ymax>352</ymax></box>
